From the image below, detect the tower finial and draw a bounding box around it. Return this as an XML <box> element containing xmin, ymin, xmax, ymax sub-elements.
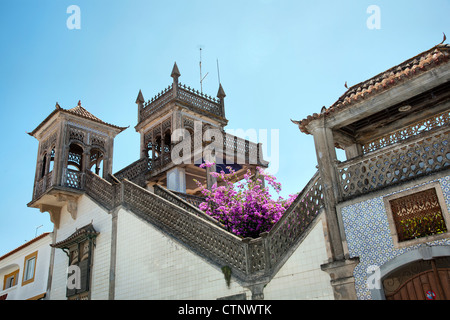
<box><xmin>171</xmin><ymin>62</ymin><xmax>181</xmax><ymax>79</ymax></box>
<box><xmin>217</xmin><ymin>83</ymin><xmax>226</xmax><ymax>99</ymax></box>
<box><xmin>136</xmin><ymin>89</ymin><xmax>145</xmax><ymax>104</ymax></box>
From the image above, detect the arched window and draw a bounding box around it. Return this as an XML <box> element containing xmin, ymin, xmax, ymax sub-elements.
<box><xmin>146</xmin><ymin>141</ymin><xmax>153</xmax><ymax>158</ymax></box>
<box><xmin>67</xmin><ymin>143</ymin><xmax>83</xmax><ymax>171</ymax></box>
<box><xmin>154</xmin><ymin>135</ymin><xmax>162</xmax><ymax>159</ymax></box>
<box><xmin>41</xmin><ymin>153</ymin><xmax>47</xmax><ymax>178</ymax></box>
<box><xmin>89</xmin><ymin>148</ymin><xmax>104</xmax><ymax>176</ymax></box>
<box><xmin>164</xmin><ymin>130</ymin><xmax>171</xmax><ymax>154</ymax></box>
<box><xmin>49</xmin><ymin>147</ymin><xmax>55</xmax><ymax>173</ymax></box>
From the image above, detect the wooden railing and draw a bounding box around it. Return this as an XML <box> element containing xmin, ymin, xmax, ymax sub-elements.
<box><xmin>338</xmin><ymin>124</ymin><xmax>450</xmax><ymax>200</ymax></box>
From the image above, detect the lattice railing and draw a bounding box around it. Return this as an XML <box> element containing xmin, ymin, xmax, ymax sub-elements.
<box><xmin>113</xmin><ymin>158</ymin><xmax>148</xmax><ymax>187</ymax></box>
<box><xmin>222</xmin><ymin>133</ymin><xmax>265</xmax><ymax>166</ymax></box>
<box><xmin>34</xmin><ymin>172</ymin><xmax>53</xmax><ymax>198</ymax></box>
<box><xmin>338</xmin><ymin>125</ymin><xmax>450</xmax><ymax>200</ymax></box>
<box><xmin>64</xmin><ymin>169</ymin><xmax>84</xmax><ymax>189</ymax></box>
<box><xmin>169</xmin><ymin>190</ymin><xmax>207</xmax><ymax>210</ymax></box>
<box><xmin>153</xmin><ymin>186</ymin><xmax>219</xmax><ymax>225</ymax></box>
<box><xmin>138</xmin><ymin>82</ymin><xmax>225</xmax><ymax>125</ymax></box>
<box><xmin>84</xmin><ymin>171</ymin><xmax>116</xmax><ymax>210</ymax></box>
<box><xmin>362</xmin><ymin>110</ymin><xmax>450</xmax><ymax>154</ymax></box>
<box><xmin>266</xmin><ymin>171</ymin><xmax>324</xmax><ymax>268</ymax></box>
<box><xmin>139</xmin><ymin>85</ymin><xmax>174</xmax><ymax>122</ymax></box>
<box><xmin>57</xmin><ymin>165</ymin><xmax>324</xmax><ymax>283</ymax></box>
<box><xmin>177</xmin><ymin>85</ymin><xmax>224</xmax><ymax>118</ymax></box>
<box><xmin>121</xmin><ymin>179</ymin><xmax>249</xmax><ymax>275</ymax></box>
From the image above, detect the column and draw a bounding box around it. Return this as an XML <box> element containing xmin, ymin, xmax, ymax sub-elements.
<box><xmin>309</xmin><ymin>123</ymin><xmax>344</xmax><ymax>261</ymax></box>
<box><xmin>206</xmin><ymin>163</ymin><xmax>217</xmax><ymax>190</ymax></box>
<box><xmin>166</xmin><ymin>167</ymin><xmax>186</xmax><ymax>193</ymax></box>
<box><xmin>309</xmin><ymin>121</ymin><xmax>360</xmax><ymax>300</ymax></box>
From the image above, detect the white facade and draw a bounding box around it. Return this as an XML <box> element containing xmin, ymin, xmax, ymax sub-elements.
<box><xmin>0</xmin><ymin>232</ymin><xmax>52</xmax><ymax>300</ymax></box>
<box><xmin>43</xmin><ymin>194</ymin><xmax>333</xmax><ymax>300</ymax></box>
<box><xmin>49</xmin><ymin>194</ymin><xmax>112</xmax><ymax>300</ymax></box>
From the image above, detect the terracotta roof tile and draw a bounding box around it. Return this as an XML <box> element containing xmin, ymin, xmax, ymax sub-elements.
<box><xmin>51</xmin><ymin>223</ymin><xmax>98</xmax><ymax>248</ymax></box>
<box><xmin>294</xmin><ymin>44</ymin><xmax>450</xmax><ymax>134</ymax></box>
<box><xmin>28</xmin><ymin>102</ymin><xmax>128</xmax><ymax>137</ymax></box>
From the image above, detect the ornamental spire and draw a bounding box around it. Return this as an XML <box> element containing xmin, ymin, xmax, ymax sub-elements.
<box><xmin>136</xmin><ymin>89</ymin><xmax>145</xmax><ymax>104</ymax></box>
<box><xmin>171</xmin><ymin>62</ymin><xmax>181</xmax><ymax>80</ymax></box>
<box><xmin>217</xmin><ymin>83</ymin><xmax>226</xmax><ymax>99</ymax></box>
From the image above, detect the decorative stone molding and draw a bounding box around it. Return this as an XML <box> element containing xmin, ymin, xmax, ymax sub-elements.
<box><xmin>39</xmin><ymin>204</ymin><xmax>62</xmax><ymax>229</ymax></box>
<box><xmin>55</xmin><ymin>193</ymin><xmax>80</xmax><ymax>220</ymax></box>
<box><xmin>321</xmin><ymin>257</ymin><xmax>360</xmax><ymax>300</ymax></box>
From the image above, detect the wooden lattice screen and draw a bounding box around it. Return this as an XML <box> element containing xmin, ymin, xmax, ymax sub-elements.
<box><xmin>389</xmin><ymin>188</ymin><xmax>447</xmax><ymax>242</ymax></box>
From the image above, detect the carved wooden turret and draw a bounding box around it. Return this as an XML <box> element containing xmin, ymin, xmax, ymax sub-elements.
<box><xmin>27</xmin><ymin>101</ymin><xmax>126</xmax><ymax>228</ymax></box>
<box><xmin>132</xmin><ymin>62</ymin><xmax>268</xmax><ymax>195</ymax></box>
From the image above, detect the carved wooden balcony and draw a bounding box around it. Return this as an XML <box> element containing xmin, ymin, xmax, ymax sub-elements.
<box><xmin>337</xmin><ymin>120</ymin><xmax>450</xmax><ymax>201</ymax></box>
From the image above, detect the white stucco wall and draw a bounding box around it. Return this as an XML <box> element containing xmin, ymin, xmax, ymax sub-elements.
<box><xmin>49</xmin><ymin>194</ymin><xmax>112</xmax><ymax>300</ymax></box>
<box><xmin>0</xmin><ymin>233</ymin><xmax>52</xmax><ymax>300</ymax></box>
<box><xmin>264</xmin><ymin>216</ymin><xmax>334</xmax><ymax>300</ymax></box>
<box><xmin>45</xmin><ymin>193</ymin><xmax>334</xmax><ymax>300</ymax></box>
<box><xmin>114</xmin><ymin>207</ymin><xmax>250</xmax><ymax>299</ymax></box>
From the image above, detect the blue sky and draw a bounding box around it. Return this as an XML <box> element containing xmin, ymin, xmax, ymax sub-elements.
<box><xmin>0</xmin><ymin>0</ymin><xmax>448</xmax><ymax>256</ymax></box>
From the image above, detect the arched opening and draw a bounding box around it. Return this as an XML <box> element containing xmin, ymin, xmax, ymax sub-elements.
<box><xmin>146</xmin><ymin>140</ymin><xmax>153</xmax><ymax>159</ymax></box>
<box><xmin>383</xmin><ymin>256</ymin><xmax>450</xmax><ymax>300</ymax></box>
<box><xmin>49</xmin><ymin>147</ymin><xmax>55</xmax><ymax>173</ymax></box>
<box><xmin>40</xmin><ymin>153</ymin><xmax>47</xmax><ymax>178</ymax></box>
<box><xmin>40</xmin><ymin>147</ymin><xmax>55</xmax><ymax>179</ymax></box>
<box><xmin>370</xmin><ymin>246</ymin><xmax>450</xmax><ymax>300</ymax></box>
<box><xmin>65</xmin><ymin>143</ymin><xmax>84</xmax><ymax>189</ymax></box>
<box><xmin>163</xmin><ymin>130</ymin><xmax>171</xmax><ymax>164</ymax></box>
<box><xmin>154</xmin><ymin>135</ymin><xmax>162</xmax><ymax>160</ymax></box>
<box><xmin>89</xmin><ymin>148</ymin><xmax>104</xmax><ymax>176</ymax></box>
<box><xmin>67</xmin><ymin>143</ymin><xmax>83</xmax><ymax>171</ymax></box>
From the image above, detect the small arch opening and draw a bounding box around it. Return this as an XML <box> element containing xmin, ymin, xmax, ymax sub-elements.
<box><xmin>68</xmin><ymin>143</ymin><xmax>83</xmax><ymax>171</ymax></box>
<box><xmin>89</xmin><ymin>148</ymin><xmax>104</xmax><ymax>176</ymax></box>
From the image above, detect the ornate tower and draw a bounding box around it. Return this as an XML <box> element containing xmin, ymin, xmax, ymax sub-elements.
<box><xmin>27</xmin><ymin>101</ymin><xmax>126</xmax><ymax>227</ymax></box>
<box><xmin>133</xmin><ymin>62</ymin><xmax>267</xmax><ymax>195</ymax></box>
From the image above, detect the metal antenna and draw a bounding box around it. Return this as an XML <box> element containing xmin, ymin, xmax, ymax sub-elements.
<box><xmin>35</xmin><ymin>225</ymin><xmax>43</xmax><ymax>237</ymax></box>
<box><xmin>216</xmin><ymin>58</ymin><xmax>221</xmax><ymax>85</ymax></box>
<box><xmin>199</xmin><ymin>48</ymin><xmax>208</xmax><ymax>93</ymax></box>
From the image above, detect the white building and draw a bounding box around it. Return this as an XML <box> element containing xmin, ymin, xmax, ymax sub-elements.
<box><xmin>0</xmin><ymin>232</ymin><xmax>52</xmax><ymax>300</ymax></box>
<box><xmin>11</xmin><ymin>43</ymin><xmax>450</xmax><ymax>300</ymax></box>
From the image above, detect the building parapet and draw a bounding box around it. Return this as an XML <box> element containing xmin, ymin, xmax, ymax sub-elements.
<box><xmin>337</xmin><ymin>123</ymin><xmax>450</xmax><ymax>201</ymax></box>
<box><xmin>139</xmin><ymin>81</ymin><xmax>226</xmax><ymax>126</ymax></box>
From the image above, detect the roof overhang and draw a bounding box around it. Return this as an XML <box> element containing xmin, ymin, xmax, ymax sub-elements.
<box><xmin>293</xmin><ymin>44</ymin><xmax>450</xmax><ymax>141</ymax></box>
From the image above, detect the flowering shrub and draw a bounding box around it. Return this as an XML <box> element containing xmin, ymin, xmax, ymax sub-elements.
<box><xmin>196</xmin><ymin>162</ymin><xmax>297</xmax><ymax>238</ymax></box>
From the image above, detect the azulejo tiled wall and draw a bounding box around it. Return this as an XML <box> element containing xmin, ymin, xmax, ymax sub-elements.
<box><xmin>341</xmin><ymin>175</ymin><xmax>450</xmax><ymax>300</ymax></box>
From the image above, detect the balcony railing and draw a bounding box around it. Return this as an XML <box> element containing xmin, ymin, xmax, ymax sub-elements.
<box><xmin>139</xmin><ymin>82</ymin><xmax>225</xmax><ymax>125</ymax></box>
<box><xmin>338</xmin><ymin>124</ymin><xmax>450</xmax><ymax>200</ymax></box>
<box><xmin>64</xmin><ymin>169</ymin><xmax>84</xmax><ymax>190</ymax></box>
<box><xmin>47</xmin><ymin>166</ymin><xmax>324</xmax><ymax>283</ymax></box>
<box><xmin>34</xmin><ymin>171</ymin><xmax>53</xmax><ymax>199</ymax></box>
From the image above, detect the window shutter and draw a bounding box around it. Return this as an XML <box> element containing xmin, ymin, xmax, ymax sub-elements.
<box><xmin>77</xmin><ymin>258</ymin><xmax>90</xmax><ymax>294</ymax></box>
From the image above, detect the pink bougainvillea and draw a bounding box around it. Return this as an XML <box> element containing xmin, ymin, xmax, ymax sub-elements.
<box><xmin>196</xmin><ymin>162</ymin><xmax>297</xmax><ymax>238</ymax></box>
